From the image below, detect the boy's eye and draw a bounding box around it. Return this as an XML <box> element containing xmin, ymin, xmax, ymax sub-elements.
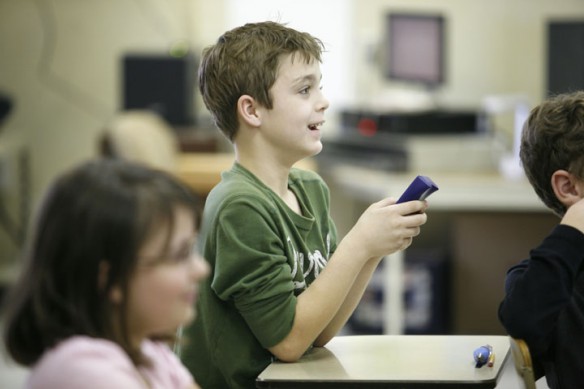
<box><xmin>300</xmin><ymin>86</ymin><xmax>311</xmax><ymax>94</ymax></box>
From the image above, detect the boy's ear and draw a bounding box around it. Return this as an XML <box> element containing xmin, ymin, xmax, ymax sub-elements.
<box><xmin>551</xmin><ymin>170</ymin><xmax>583</xmax><ymax>207</ymax></box>
<box><xmin>237</xmin><ymin>95</ymin><xmax>261</xmax><ymax>127</ymax></box>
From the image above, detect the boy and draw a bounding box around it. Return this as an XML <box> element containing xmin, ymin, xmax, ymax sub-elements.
<box><xmin>181</xmin><ymin>21</ymin><xmax>428</xmax><ymax>388</ymax></box>
<box><xmin>499</xmin><ymin>91</ymin><xmax>584</xmax><ymax>389</ymax></box>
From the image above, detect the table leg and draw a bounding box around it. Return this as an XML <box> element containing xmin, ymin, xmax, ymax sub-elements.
<box><xmin>384</xmin><ymin>250</ymin><xmax>405</xmax><ymax>334</ymax></box>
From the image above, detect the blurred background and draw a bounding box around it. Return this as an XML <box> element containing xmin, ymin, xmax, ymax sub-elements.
<box><xmin>1</xmin><ymin>0</ymin><xmax>584</xmax><ymax>346</ymax></box>
<box><xmin>1</xmin><ymin>1</ymin><xmax>583</xmax><ymax>387</ymax></box>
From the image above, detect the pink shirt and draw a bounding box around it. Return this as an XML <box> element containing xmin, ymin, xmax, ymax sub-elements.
<box><xmin>26</xmin><ymin>336</ymin><xmax>194</xmax><ymax>389</ymax></box>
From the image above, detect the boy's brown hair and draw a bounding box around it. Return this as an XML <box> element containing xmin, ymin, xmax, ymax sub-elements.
<box><xmin>198</xmin><ymin>21</ymin><xmax>325</xmax><ymax>141</ymax></box>
<box><xmin>521</xmin><ymin>91</ymin><xmax>584</xmax><ymax>216</ymax></box>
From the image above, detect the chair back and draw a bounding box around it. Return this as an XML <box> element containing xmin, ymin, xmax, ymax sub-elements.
<box><xmin>100</xmin><ymin>110</ymin><xmax>178</xmax><ymax>171</ymax></box>
<box><xmin>509</xmin><ymin>337</ymin><xmax>536</xmax><ymax>389</ymax></box>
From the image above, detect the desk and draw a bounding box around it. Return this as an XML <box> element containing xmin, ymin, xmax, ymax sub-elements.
<box><xmin>323</xmin><ymin>165</ymin><xmax>547</xmax><ymax>212</ymax></box>
<box><xmin>176</xmin><ymin>152</ymin><xmax>318</xmax><ymax>197</ymax></box>
<box><xmin>256</xmin><ymin>335</ymin><xmax>510</xmax><ymax>388</ymax></box>
<box><xmin>175</xmin><ymin>153</ymin><xmax>237</xmax><ymax>196</ymax></box>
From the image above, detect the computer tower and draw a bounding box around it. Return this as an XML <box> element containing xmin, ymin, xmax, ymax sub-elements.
<box><xmin>122</xmin><ymin>53</ymin><xmax>197</xmax><ymax>126</ymax></box>
<box><xmin>547</xmin><ymin>21</ymin><xmax>584</xmax><ymax>96</ymax></box>
<box><xmin>346</xmin><ymin>248</ymin><xmax>450</xmax><ymax>335</ymax></box>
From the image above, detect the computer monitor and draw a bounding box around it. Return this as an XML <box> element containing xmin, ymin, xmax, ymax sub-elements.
<box><xmin>122</xmin><ymin>53</ymin><xmax>197</xmax><ymax>127</ymax></box>
<box><xmin>547</xmin><ymin>20</ymin><xmax>584</xmax><ymax>96</ymax></box>
<box><xmin>383</xmin><ymin>12</ymin><xmax>446</xmax><ymax>88</ymax></box>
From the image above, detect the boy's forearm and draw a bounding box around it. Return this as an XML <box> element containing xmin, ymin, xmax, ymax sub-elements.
<box><xmin>314</xmin><ymin>256</ymin><xmax>383</xmax><ymax>346</ymax></box>
<box><xmin>268</xmin><ymin>242</ymin><xmax>374</xmax><ymax>361</ymax></box>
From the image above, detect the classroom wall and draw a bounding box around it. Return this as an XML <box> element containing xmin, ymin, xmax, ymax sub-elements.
<box><xmin>0</xmin><ymin>0</ymin><xmax>583</xmax><ymax>267</ymax></box>
<box><xmin>353</xmin><ymin>0</ymin><xmax>584</xmax><ymax>109</ymax></box>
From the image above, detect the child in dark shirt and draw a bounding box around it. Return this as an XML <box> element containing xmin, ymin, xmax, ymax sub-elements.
<box><xmin>499</xmin><ymin>90</ymin><xmax>584</xmax><ymax>389</ymax></box>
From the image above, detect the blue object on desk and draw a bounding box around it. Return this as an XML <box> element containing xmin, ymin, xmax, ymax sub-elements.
<box><xmin>474</xmin><ymin>344</ymin><xmax>493</xmax><ymax>368</ymax></box>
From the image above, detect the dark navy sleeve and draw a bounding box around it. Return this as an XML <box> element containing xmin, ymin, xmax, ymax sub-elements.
<box><xmin>498</xmin><ymin>224</ymin><xmax>584</xmax><ymax>358</ymax></box>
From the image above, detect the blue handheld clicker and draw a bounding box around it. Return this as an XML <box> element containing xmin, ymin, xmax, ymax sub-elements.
<box><xmin>397</xmin><ymin>175</ymin><xmax>439</xmax><ymax>203</ymax></box>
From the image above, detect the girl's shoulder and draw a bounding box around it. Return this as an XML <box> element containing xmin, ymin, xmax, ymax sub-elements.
<box><xmin>26</xmin><ymin>336</ymin><xmax>143</xmax><ymax>389</ymax></box>
<box><xmin>38</xmin><ymin>336</ymin><xmax>130</xmax><ymax>364</ymax></box>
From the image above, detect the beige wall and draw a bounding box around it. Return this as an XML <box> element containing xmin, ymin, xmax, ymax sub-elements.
<box><xmin>353</xmin><ymin>0</ymin><xmax>584</xmax><ymax>108</ymax></box>
<box><xmin>0</xmin><ymin>0</ymin><xmax>225</xmax><ymax>203</ymax></box>
<box><xmin>0</xmin><ymin>0</ymin><xmax>583</xmax><ymax>264</ymax></box>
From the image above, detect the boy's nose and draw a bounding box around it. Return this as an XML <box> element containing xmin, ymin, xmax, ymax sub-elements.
<box><xmin>318</xmin><ymin>92</ymin><xmax>330</xmax><ymax>112</ymax></box>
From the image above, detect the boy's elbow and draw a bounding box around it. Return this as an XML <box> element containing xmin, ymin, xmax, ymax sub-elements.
<box><xmin>269</xmin><ymin>339</ymin><xmax>309</xmax><ymax>362</ymax></box>
<box><xmin>499</xmin><ymin>301</ymin><xmax>542</xmax><ymax>341</ymax></box>
<box><xmin>313</xmin><ymin>332</ymin><xmax>333</xmax><ymax>348</ymax></box>
<box><xmin>499</xmin><ymin>301</ymin><xmax>523</xmax><ymax>335</ymax></box>
<box><xmin>274</xmin><ymin>351</ymin><xmax>303</xmax><ymax>363</ymax></box>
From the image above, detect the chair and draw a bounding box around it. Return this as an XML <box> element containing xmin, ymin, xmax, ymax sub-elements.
<box><xmin>99</xmin><ymin>110</ymin><xmax>178</xmax><ymax>171</ymax></box>
<box><xmin>509</xmin><ymin>337</ymin><xmax>536</xmax><ymax>389</ymax></box>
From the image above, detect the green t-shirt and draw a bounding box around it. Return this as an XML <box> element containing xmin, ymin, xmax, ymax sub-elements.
<box><xmin>181</xmin><ymin>163</ymin><xmax>338</xmax><ymax>389</ymax></box>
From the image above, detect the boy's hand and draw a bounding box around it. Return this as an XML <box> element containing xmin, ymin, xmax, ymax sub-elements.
<box><xmin>344</xmin><ymin>197</ymin><xmax>428</xmax><ymax>261</ymax></box>
<box><xmin>561</xmin><ymin>197</ymin><xmax>584</xmax><ymax>234</ymax></box>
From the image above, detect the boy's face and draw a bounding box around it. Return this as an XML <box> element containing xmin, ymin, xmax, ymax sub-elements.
<box><xmin>257</xmin><ymin>53</ymin><xmax>329</xmax><ymax>162</ymax></box>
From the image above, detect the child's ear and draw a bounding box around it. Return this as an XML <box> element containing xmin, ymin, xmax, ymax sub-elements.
<box><xmin>109</xmin><ymin>286</ymin><xmax>124</xmax><ymax>304</ymax></box>
<box><xmin>237</xmin><ymin>95</ymin><xmax>261</xmax><ymax>127</ymax></box>
<box><xmin>98</xmin><ymin>261</ymin><xmax>123</xmax><ymax>303</ymax></box>
<box><xmin>98</xmin><ymin>261</ymin><xmax>109</xmax><ymax>290</ymax></box>
<box><xmin>551</xmin><ymin>170</ymin><xmax>583</xmax><ymax>207</ymax></box>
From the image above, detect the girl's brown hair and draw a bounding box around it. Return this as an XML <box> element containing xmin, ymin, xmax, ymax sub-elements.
<box><xmin>2</xmin><ymin>158</ymin><xmax>201</xmax><ymax>366</ymax></box>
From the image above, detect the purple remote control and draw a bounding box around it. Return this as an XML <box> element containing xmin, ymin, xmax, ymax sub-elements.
<box><xmin>396</xmin><ymin>175</ymin><xmax>439</xmax><ymax>203</ymax></box>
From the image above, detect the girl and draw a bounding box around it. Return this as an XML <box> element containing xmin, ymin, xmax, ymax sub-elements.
<box><xmin>2</xmin><ymin>158</ymin><xmax>209</xmax><ymax>389</ymax></box>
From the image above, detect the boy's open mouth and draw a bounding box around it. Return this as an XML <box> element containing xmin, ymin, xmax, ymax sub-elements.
<box><xmin>308</xmin><ymin>121</ymin><xmax>324</xmax><ymax>131</ymax></box>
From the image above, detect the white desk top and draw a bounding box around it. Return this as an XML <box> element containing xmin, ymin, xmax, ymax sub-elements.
<box><xmin>322</xmin><ymin>165</ymin><xmax>549</xmax><ymax>213</ymax></box>
<box><xmin>256</xmin><ymin>335</ymin><xmax>510</xmax><ymax>388</ymax></box>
